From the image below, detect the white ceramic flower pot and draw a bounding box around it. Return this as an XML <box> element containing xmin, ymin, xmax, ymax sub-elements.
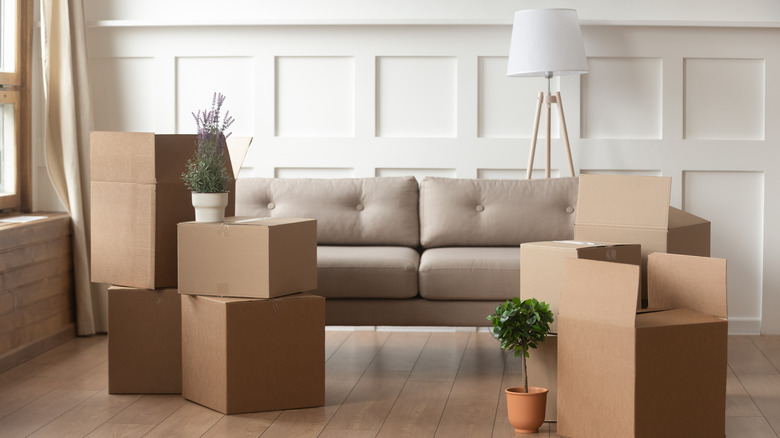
<box><xmin>191</xmin><ymin>192</ymin><xmax>229</xmax><ymax>223</ymax></box>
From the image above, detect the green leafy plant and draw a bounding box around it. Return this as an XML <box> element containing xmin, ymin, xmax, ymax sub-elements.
<box><xmin>487</xmin><ymin>297</ymin><xmax>554</xmax><ymax>393</ymax></box>
<box><xmin>182</xmin><ymin>92</ymin><xmax>234</xmax><ymax>193</ymax></box>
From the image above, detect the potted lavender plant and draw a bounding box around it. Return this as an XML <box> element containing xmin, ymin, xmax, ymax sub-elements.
<box><xmin>182</xmin><ymin>92</ymin><xmax>234</xmax><ymax>222</ymax></box>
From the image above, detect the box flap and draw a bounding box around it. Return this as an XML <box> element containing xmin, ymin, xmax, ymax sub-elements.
<box><xmin>525</xmin><ymin>240</ymin><xmax>605</xmax><ymax>249</ymax></box>
<box><xmin>154</xmin><ymin>135</ymin><xmax>201</xmax><ymax>184</ymax></box>
<box><xmin>223</xmin><ymin>217</ymin><xmax>314</xmax><ymax>227</ymax></box>
<box><xmin>90</xmin><ymin>132</ymin><xmax>201</xmax><ymax>185</ymax></box>
<box><xmin>226</xmin><ymin>136</ymin><xmax>253</xmax><ymax>179</ymax></box>
<box><xmin>179</xmin><ymin>217</ymin><xmax>305</xmax><ymax>227</ymax></box>
<box><xmin>576</xmin><ymin>174</ymin><xmax>672</xmax><ymax>230</ymax></box>
<box><xmin>647</xmin><ymin>253</ymin><xmax>728</xmax><ymax>319</ymax></box>
<box><xmin>561</xmin><ymin>258</ymin><xmax>640</xmax><ymax>327</ymax></box>
<box><xmin>91</xmin><ymin>131</ymin><xmax>157</xmax><ymax>184</ymax></box>
<box><xmin>193</xmin><ymin>292</ymin><xmax>324</xmax><ymax>305</ymax></box>
<box><xmin>635</xmin><ymin>307</ymin><xmax>725</xmax><ymax>328</ymax></box>
<box><xmin>668</xmin><ymin>206</ymin><xmax>709</xmax><ymax>228</ymax></box>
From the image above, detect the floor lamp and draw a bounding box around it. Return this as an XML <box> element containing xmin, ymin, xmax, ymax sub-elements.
<box><xmin>507</xmin><ymin>9</ymin><xmax>589</xmax><ymax>179</ymax></box>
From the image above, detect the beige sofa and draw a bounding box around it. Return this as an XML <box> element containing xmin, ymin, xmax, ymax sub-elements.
<box><xmin>235</xmin><ymin>176</ymin><xmax>579</xmax><ymax>326</ymax></box>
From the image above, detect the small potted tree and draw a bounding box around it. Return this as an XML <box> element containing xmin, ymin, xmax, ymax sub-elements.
<box><xmin>182</xmin><ymin>92</ymin><xmax>234</xmax><ymax>222</ymax></box>
<box><xmin>487</xmin><ymin>297</ymin><xmax>554</xmax><ymax>434</ymax></box>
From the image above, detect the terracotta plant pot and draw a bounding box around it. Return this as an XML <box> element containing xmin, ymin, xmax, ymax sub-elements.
<box><xmin>505</xmin><ymin>386</ymin><xmax>548</xmax><ymax>434</ymax></box>
<box><xmin>191</xmin><ymin>192</ymin><xmax>229</xmax><ymax>223</ymax></box>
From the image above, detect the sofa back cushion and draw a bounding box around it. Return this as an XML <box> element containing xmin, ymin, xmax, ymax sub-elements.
<box><xmin>419</xmin><ymin>177</ymin><xmax>578</xmax><ymax>248</ymax></box>
<box><xmin>235</xmin><ymin>176</ymin><xmax>420</xmax><ymax>247</ymax></box>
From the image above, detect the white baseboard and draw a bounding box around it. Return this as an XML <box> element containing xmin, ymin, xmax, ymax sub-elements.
<box><xmin>728</xmin><ymin>317</ymin><xmax>762</xmax><ymax>335</ymax></box>
<box><xmin>327</xmin><ymin>320</ymin><xmax>764</xmax><ymax>335</ymax></box>
<box><xmin>326</xmin><ymin>326</ymin><xmax>376</xmax><ymax>331</ymax></box>
<box><xmin>325</xmin><ymin>326</ymin><xmax>481</xmax><ymax>333</ymax></box>
<box><xmin>376</xmin><ymin>326</ymin><xmax>457</xmax><ymax>332</ymax></box>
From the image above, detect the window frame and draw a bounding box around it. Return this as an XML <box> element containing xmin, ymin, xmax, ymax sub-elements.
<box><xmin>0</xmin><ymin>0</ymin><xmax>31</xmax><ymax>212</ymax></box>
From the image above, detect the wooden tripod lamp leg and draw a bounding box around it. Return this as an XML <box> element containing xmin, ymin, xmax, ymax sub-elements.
<box><xmin>545</xmin><ymin>92</ymin><xmax>552</xmax><ymax>178</ymax></box>
<box><xmin>555</xmin><ymin>91</ymin><xmax>575</xmax><ymax>177</ymax></box>
<box><xmin>526</xmin><ymin>92</ymin><xmax>544</xmax><ymax>180</ymax></box>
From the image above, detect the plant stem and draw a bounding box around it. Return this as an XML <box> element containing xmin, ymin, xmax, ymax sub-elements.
<box><xmin>522</xmin><ymin>338</ymin><xmax>528</xmax><ymax>394</ymax></box>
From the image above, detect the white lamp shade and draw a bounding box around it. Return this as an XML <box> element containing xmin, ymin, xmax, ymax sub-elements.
<box><xmin>507</xmin><ymin>9</ymin><xmax>588</xmax><ymax>77</ymax></box>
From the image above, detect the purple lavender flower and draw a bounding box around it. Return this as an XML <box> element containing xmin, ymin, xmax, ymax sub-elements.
<box><xmin>182</xmin><ymin>92</ymin><xmax>235</xmax><ymax>193</ymax></box>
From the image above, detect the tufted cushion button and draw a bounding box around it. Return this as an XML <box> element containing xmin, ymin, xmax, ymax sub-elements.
<box><xmin>566</xmin><ymin>206</ymin><xmax>575</xmax><ymax>214</ymax></box>
<box><xmin>267</xmin><ymin>202</ymin><xmax>276</xmax><ymax>210</ymax></box>
<box><xmin>475</xmin><ymin>204</ymin><xmax>485</xmax><ymax>212</ymax></box>
<box><xmin>356</xmin><ymin>203</ymin><xmax>364</xmax><ymax>211</ymax></box>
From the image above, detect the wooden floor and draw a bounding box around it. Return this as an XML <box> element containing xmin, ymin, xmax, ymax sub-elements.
<box><xmin>0</xmin><ymin>332</ymin><xmax>777</xmax><ymax>437</ymax></box>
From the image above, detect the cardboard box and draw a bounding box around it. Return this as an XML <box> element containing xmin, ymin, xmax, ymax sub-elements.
<box><xmin>557</xmin><ymin>253</ymin><xmax>728</xmax><ymax>438</ymax></box>
<box><xmin>520</xmin><ymin>240</ymin><xmax>641</xmax><ymax>421</ymax></box>
<box><xmin>178</xmin><ymin>217</ymin><xmax>317</xmax><ymax>299</ymax></box>
<box><xmin>108</xmin><ymin>286</ymin><xmax>182</xmax><ymax>394</ymax></box>
<box><xmin>573</xmin><ymin>174</ymin><xmax>710</xmax><ymax>300</ymax></box>
<box><xmin>181</xmin><ymin>293</ymin><xmax>325</xmax><ymax>414</ymax></box>
<box><xmin>90</xmin><ymin>132</ymin><xmax>237</xmax><ymax>289</ymax></box>
<box><xmin>521</xmin><ymin>240</ymin><xmax>641</xmax><ymax>332</ymax></box>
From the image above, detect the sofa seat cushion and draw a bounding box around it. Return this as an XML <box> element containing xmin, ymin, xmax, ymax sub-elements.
<box><xmin>419</xmin><ymin>247</ymin><xmax>520</xmax><ymax>300</ymax></box>
<box><xmin>317</xmin><ymin>246</ymin><xmax>420</xmax><ymax>299</ymax></box>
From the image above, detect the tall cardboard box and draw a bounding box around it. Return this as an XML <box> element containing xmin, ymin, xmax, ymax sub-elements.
<box><xmin>178</xmin><ymin>217</ymin><xmax>317</xmax><ymax>299</ymax></box>
<box><xmin>108</xmin><ymin>286</ymin><xmax>182</xmax><ymax>394</ymax></box>
<box><xmin>573</xmin><ymin>174</ymin><xmax>710</xmax><ymax>300</ymax></box>
<box><xmin>181</xmin><ymin>293</ymin><xmax>325</xmax><ymax>414</ymax></box>
<box><xmin>519</xmin><ymin>240</ymin><xmax>641</xmax><ymax>421</ymax></box>
<box><xmin>90</xmin><ymin>132</ymin><xmax>236</xmax><ymax>289</ymax></box>
<box><xmin>557</xmin><ymin>253</ymin><xmax>728</xmax><ymax>438</ymax></box>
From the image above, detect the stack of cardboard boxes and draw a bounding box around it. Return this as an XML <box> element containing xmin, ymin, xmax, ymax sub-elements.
<box><xmin>92</xmin><ymin>132</ymin><xmax>324</xmax><ymax>415</ymax></box>
<box><xmin>519</xmin><ymin>174</ymin><xmax>727</xmax><ymax>437</ymax></box>
<box><xmin>177</xmin><ymin>217</ymin><xmax>322</xmax><ymax>414</ymax></box>
<box><xmin>92</xmin><ymin>131</ymin><xmax>222</xmax><ymax>396</ymax></box>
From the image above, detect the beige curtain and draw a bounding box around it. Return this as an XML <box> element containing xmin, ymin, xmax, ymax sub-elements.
<box><xmin>41</xmin><ymin>0</ymin><xmax>106</xmax><ymax>335</ymax></box>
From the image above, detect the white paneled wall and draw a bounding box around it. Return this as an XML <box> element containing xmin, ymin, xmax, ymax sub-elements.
<box><xmin>683</xmin><ymin>171</ymin><xmax>765</xmax><ymax>334</ymax></box>
<box><xmin>276</xmin><ymin>56</ymin><xmax>355</xmax><ymax>137</ymax></box>
<box><xmin>81</xmin><ymin>4</ymin><xmax>780</xmax><ymax>334</ymax></box>
<box><xmin>683</xmin><ymin>58</ymin><xmax>765</xmax><ymax>140</ymax></box>
<box><xmin>581</xmin><ymin>57</ymin><xmax>662</xmax><ymax>140</ymax></box>
<box><xmin>175</xmin><ymin>57</ymin><xmax>256</xmax><ymax>136</ymax></box>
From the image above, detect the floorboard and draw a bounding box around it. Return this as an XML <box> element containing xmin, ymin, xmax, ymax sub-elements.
<box><xmin>433</xmin><ymin>333</ymin><xmax>505</xmax><ymax>438</ymax></box>
<box><xmin>107</xmin><ymin>394</ymin><xmax>187</xmax><ymax>426</ymax></box>
<box><xmin>27</xmin><ymin>391</ymin><xmax>141</xmax><ymax>438</ymax></box>
<box><xmin>0</xmin><ymin>332</ymin><xmax>775</xmax><ymax>438</ymax></box>
<box><xmin>375</xmin><ymin>380</ymin><xmax>451</xmax><ymax>438</ymax></box>
<box><xmin>144</xmin><ymin>402</ymin><xmax>223</xmax><ymax>438</ymax></box>
<box><xmin>201</xmin><ymin>411</ymin><xmax>281</xmax><ymax>438</ymax></box>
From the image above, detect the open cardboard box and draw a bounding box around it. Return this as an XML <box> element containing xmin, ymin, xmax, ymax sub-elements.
<box><xmin>107</xmin><ymin>286</ymin><xmax>182</xmax><ymax>394</ymax></box>
<box><xmin>521</xmin><ymin>240</ymin><xmax>642</xmax><ymax>332</ymax></box>
<box><xmin>181</xmin><ymin>292</ymin><xmax>325</xmax><ymax>414</ymax></box>
<box><xmin>90</xmin><ymin>132</ymin><xmax>251</xmax><ymax>289</ymax></box>
<box><xmin>520</xmin><ymin>240</ymin><xmax>641</xmax><ymax>421</ymax></box>
<box><xmin>557</xmin><ymin>253</ymin><xmax>728</xmax><ymax>438</ymax></box>
<box><xmin>573</xmin><ymin>174</ymin><xmax>710</xmax><ymax>301</ymax></box>
<box><xmin>178</xmin><ymin>217</ymin><xmax>317</xmax><ymax>299</ymax></box>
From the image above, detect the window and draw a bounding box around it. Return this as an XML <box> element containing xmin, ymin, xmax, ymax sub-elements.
<box><xmin>0</xmin><ymin>0</ymin><xmax>30</xmax><ymax>211</ymax></box>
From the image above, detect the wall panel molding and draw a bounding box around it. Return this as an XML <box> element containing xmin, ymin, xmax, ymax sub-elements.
<box><xmin>86</xmin><ymin>22</ymin><xmax>780</xmax><ymax>334</ymax></box>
